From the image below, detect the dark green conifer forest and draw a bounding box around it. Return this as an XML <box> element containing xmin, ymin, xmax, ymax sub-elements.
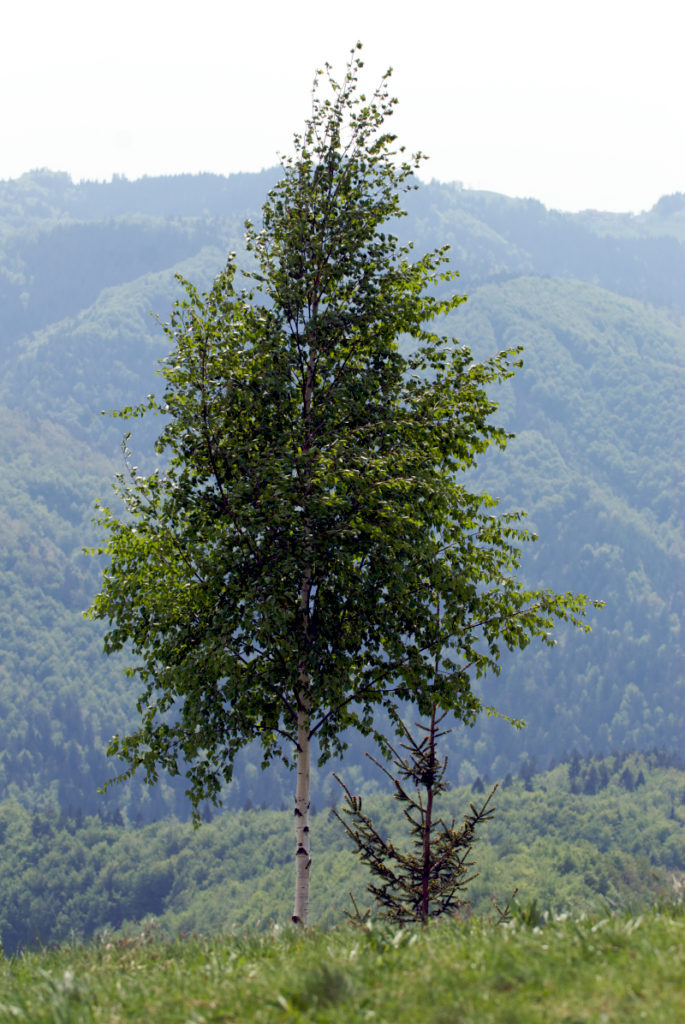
<box><xmin>0</xmin><ymin>170</ymin><xmax>682</xmax><ymax>947</ymax></box>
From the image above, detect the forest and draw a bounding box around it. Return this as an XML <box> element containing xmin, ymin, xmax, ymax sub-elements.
<box><xmin>1</xmin><ymin>750</ymin><xmax>683</xmax><ymax>954</ymax></box>
<box><xmin>0</xmin><ymin>166</ymin><xmax>683</xmax><ymax>946</ymax></box>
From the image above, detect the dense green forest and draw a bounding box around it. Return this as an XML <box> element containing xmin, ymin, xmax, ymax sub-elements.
<box><xmin>0</xmin><ymin>168</ymin><xmax>682</xmax><ymax>823</ymax></box>
<box><xmin>1</xmin><ymin>753</ymin><xmax>683</xmax><ymax>954</ymax></box>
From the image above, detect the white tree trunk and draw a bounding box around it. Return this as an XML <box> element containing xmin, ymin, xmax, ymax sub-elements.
<box><xmin>293</xmin><ymin>354</ymin><xmax>315</xmax><ymax>926</ymax></box>
<box><xmin>292</xmin><ymin>698</ymin><xmax>311</xmax><ymax>924</ymax></box>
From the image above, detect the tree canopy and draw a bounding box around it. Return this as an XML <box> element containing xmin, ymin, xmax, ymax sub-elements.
<box><xmin>88</xmin><ymin>47</ymin><xmax>597</xmax><ymax>923</ymax></box>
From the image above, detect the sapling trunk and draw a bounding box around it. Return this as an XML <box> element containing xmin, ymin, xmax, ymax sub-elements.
<box><xmin>420</xmin><ymin>706</ymin><xmax>437</xmax><ymax>923</ymax></box>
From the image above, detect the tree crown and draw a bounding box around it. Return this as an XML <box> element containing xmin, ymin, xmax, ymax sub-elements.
<box><xmin>88</xmin><ymin>46</ymin><xmax>598</xmax><ymax>811</ymax></box>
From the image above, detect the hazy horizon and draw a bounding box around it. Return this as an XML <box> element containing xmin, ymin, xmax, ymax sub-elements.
<box><xmin>4</xmin><ymin>164</ymin><xmax>681</xmax><ymax>220</ymax></box>
<box><xmin>3</xmin><ymin>0</ymin><xmax>684</xmax><ymax>215</ymax></box>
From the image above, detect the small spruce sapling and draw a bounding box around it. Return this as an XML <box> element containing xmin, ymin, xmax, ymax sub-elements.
<box><xmin>333</xmin><ymin>707</ymin><xmax>497</xmax><ymax>925</ymax></box>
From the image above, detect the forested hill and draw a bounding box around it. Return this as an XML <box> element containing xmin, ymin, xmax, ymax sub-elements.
<box><xmin>0</xmin><ymin>169</ymin><xmax>682</xmax><ymax>819</ymax></box>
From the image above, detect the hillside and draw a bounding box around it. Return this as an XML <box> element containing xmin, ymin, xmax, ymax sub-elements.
<box><xmin>1</xmin><ymin>754</ymin><xmax>682</xmax><ymax>953</ymax></box>
<box><xmin>0</xmin><ymin>170</ymin><xmax>682</xmax><ymax>817</ymax></box>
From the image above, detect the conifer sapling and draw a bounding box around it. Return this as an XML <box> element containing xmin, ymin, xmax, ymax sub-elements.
<box><xmin>333</xmin><ymin>707</ymin><xmax>498</xmax><ymax>925</ymax></box>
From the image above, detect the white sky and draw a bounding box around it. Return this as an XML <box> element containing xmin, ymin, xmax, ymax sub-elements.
<box><xmin>2</xmin><ymin>0</ymin><xmax>683</xmax><ymax>213</ymax></box>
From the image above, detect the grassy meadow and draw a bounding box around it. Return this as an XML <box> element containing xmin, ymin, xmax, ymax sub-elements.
<box><xmin>1</xmin><ymin>901</ymin><xmax>684</xmax><ymax>1023</ymax></box>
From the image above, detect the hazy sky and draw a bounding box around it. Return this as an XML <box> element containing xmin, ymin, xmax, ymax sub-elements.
<box><xmin>3</xmin><ymin>0</ymin><xmax>683</xmax><ymax>213</ymax></box>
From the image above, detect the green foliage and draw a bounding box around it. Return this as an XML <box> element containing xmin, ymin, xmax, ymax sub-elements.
<box><xmin>87</xmin><ymin>48</ymin><xmax>595</xmax><ymax>845</ymax></box>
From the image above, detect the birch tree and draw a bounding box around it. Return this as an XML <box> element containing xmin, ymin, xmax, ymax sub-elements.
<box><xmin>88</xmin><ymin>46</ymin><xmax>597</xmax><ymax>925</ymax></box>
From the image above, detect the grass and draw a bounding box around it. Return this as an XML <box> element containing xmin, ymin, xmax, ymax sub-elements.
<box><xmin>1</xmin><ymin>903</ymin><xmax>684</xmax><ymax>1023</ymax></box>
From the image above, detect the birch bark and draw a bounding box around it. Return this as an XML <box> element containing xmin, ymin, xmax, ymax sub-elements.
<box><xmin>292</xmin><ymin>692</ymin><xmax>311</xmax><ymax>924</ymax></box>
<box><xmin>291</xmin><ymin>337</ymin><xmax>315</xmax><ymax>925</ymax></box>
